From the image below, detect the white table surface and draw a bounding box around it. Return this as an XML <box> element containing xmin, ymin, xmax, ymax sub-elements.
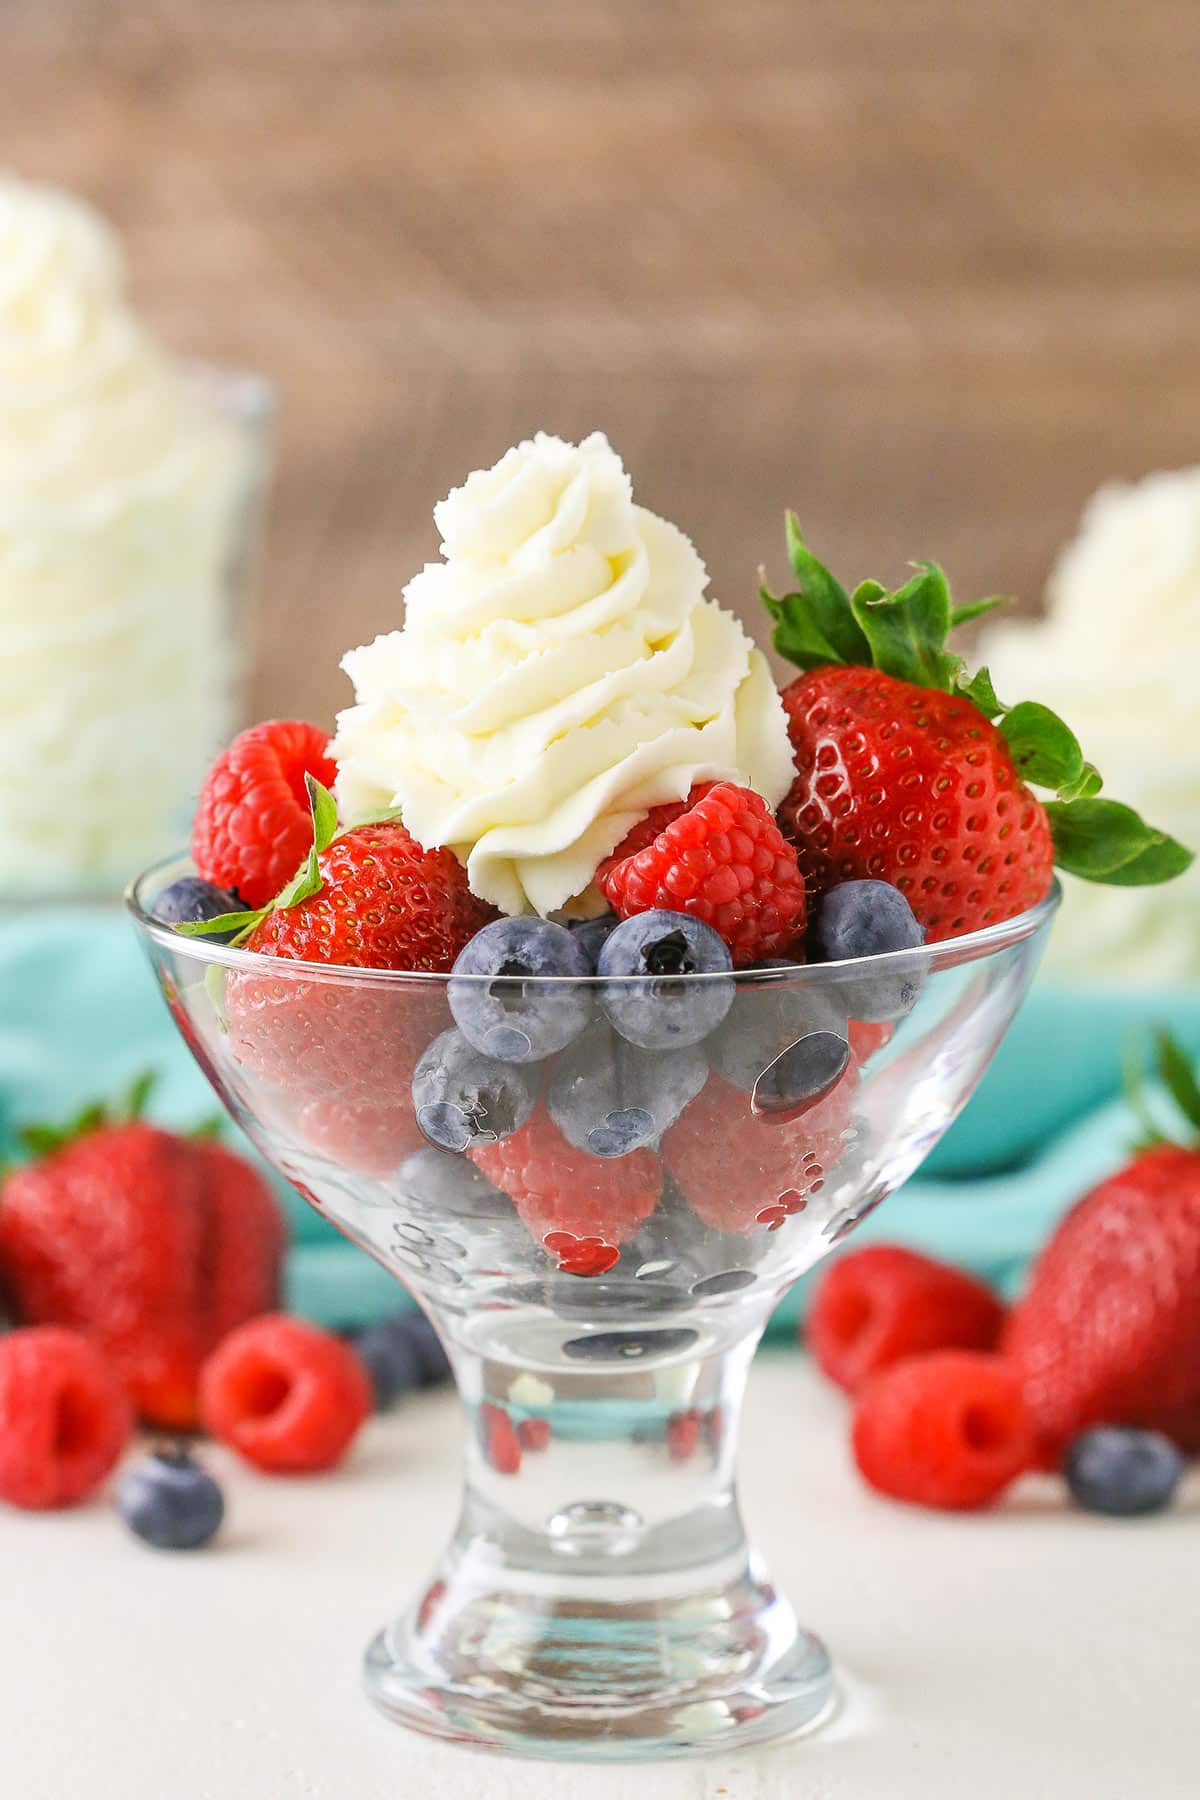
<box><xmin>4</xmin><ymin>1351</ymin><xmax>1197</xmax><ymax>1800</ymax></box>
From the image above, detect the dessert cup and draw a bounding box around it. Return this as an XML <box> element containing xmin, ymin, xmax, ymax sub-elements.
<box><xmin>128</xmin><ymin>863</ymin><xmax>1058</xmax><ymax>1762</ymax></box>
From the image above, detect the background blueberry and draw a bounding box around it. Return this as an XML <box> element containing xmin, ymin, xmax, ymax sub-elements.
<box><xmin>568</xmin><ymin>912</ymin><xmax>617</xmax><ymax>969</ymax></box>
<box><xmin>449</xmin><ymin>917</ymin><xmax>592</xmax><ymax>1062</ymax></box>
<box><xmin>548</xmin><ymin>1022</ymin><xmax>707</xmax><ymax>1156</ymax></box>
<box><xmin>1064</xmin><ymin>1427</ymin><xmax>1184</xmax><ymax>1518</ymax></box>
<box><xmin>598</xmin><ymin>909</ymin><xmax>734</xmax><ymax>1049</ymax></box>
<box><xmin>411</xmin><ymin>1028</ymin><xmax>539</xmax><ymax>1152</ymax></box>
<box><xmin>117</xmin><ymin>1447</ymin><xmax>225</xmax><ymax>1551</ymax></box>
<box><xmin>809</xmin><ymin>880</ymin><xmax>925</xmax><ymax>1023</ymax></box>
<box><xmin>352</xmin><ymin>1318</ymin><xmax>425</xmax><ymax>1409</ymax></box>
<box><xmin>150</xmin><ymin>876</ymin><xmax>243</xmax><ymax>942</ymax></box>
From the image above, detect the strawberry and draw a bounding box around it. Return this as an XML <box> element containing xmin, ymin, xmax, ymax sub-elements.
<box><xmin>0</xmin><ymin>1083</ymin><xmax>283</xmax><ymax>1428</ymax></box>
<box><xmin>760</xmin><ymin>516</ymin><xmax>1191</xmax><ymax>938</ymax></box>
<box><xmin>188</xmin><ymin>782</ymin><xmax>490</xmax><ymax>1114</ymax></box>
<box><xmin>1004</xmin><ymin>1033</ymin><xmax>1200</xmax><ymax>1463</ymax></box>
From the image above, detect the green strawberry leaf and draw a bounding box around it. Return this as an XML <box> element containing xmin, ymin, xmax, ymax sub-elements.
<box><xmin>783</xmin><ymin>515</ymin><xmax>872</xmax><ymax>665</ymax></box>
<box><xmin>1122</xmin><ymin>1038</ymin><xmax>1170</xmax><ymax>1151</ymax></box>
<box><xmin>759</xmin><ymin>582</ymin><xmax>846</xmax><ymax>671</ymax></box>
<box><xmin>848</xmin><ymin>563</ymin><xmax>962</xmax><ymax>691</ymax></box>
<box><xmin>1045</xmin><ymin>798</ymin><xmax>1194</xmax><ymax>886</ymax></box>
<box><xmin>956</xmin><ymin>664</ymin><xmax>1006</xmax><ymax>719</ymax></box>
<box><xmin>204</xmin><ymin>962</ymin><xmax>229</xmax><ymax>1028</ymax></box>
<box><xmin>121</xmin><ymin>1070</ymin><xmax>158</xmax><ymax>1121</ymax></box>
<box><xmin>999</xmin><ymin>702</ymin><xmax>1102</xmax><ymax>801</ymax></box>
<box><xmin>1154</xmin><ymin>1030</ymin><xmax>1200</xmax><ymax>1135</ymax></box>
<box><xmin>175</xmin><ymin>906</ymin><xmax>266</xmax><ymax>939</ymax></box>
<box><xmin>949</xmin><ymin>595</ymin><xmax>1011</xmax><ymax>628</ymax></box>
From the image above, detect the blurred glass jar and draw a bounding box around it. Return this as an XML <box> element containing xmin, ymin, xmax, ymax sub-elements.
<box><xmin>0</xmin><ymin>177</ymin><xmax>274</xmax><ymax>902</ymax></box>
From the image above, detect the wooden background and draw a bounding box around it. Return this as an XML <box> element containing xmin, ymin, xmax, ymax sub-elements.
<box><xmin>5</xmin><ymin>1</ymin><xmax>1200</xmax><ymax>729</ymax></box>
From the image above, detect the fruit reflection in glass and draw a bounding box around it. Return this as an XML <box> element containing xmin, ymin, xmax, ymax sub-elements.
<box><xmin>129</xmin><ymin>866</ymin><xmax>1057</xmax><ymax>1762</ymax></box>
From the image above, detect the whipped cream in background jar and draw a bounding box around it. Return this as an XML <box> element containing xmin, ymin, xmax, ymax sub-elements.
<box><xmin>980</xmin><ymin>467</ymin><xmax>1200</xmax><ymax>987</ymax></box>
<box><xmin>0</xmin><ymin>176</ymin><xmax>273</xmax><ymax>902</ymax></box>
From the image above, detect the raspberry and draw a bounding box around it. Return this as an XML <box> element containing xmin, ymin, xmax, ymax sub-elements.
<box><xmin>480</xmin><ymin>1402</ymin><xmax>522</xmax><ymax>1474</ymax></box>
<box><xmin>597</xmin><ymin>783</ymin><xmax>715</xmax><ymax>880</ymax></box>
<box><xmin>517</xmin><ymin>1416</ymin><xmax>551</xmax><ymax>1452</ymax></box>
<box><xmin>471</xmin><ymin>1108</ymin><xmax>661</xmax><ymax>1259</ymax></box>
<box><xmin>807</xmin><ymin>1245</ymin><xmax>1006</xmax><ymax>1395</ymax></box>
<box><xmin>852</xmin><ymin>1351</ymin><xmax>1033</xmax><ymax>1510</ymax></box>
<box><xmin>0</xmin><ymin>1328</ymin><xmax>132</xmax><ymax>1510</ymax></box>
<box><xmin>599</xmin><ymin>782</ymin><xmax>806</xmax><ymax>967</ymax></box>
<box><xmin>667</xmin><ymin>1409</ymin><xmax>702</xmax><ymax>1461</ymax></box>
<box><xmin>662</xmin><ymin>1069</ymin><xmax>855</xmax><ymax>1234</ymax></box>
<box><xmin>199</xmin><ymin>1314</ymin><xmax>371</xmax><ymax>1474</ymax></box>
<box><xmin>192</xmin><ymin>721</ymin><xmax>338</xmax><ymax>910</ymax></box>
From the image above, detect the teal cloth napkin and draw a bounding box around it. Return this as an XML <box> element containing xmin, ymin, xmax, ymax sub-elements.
<box><xmin>3</xmin><ymin>908</ymin><xmax>1198</xmax><ymax>1335</ymax></box>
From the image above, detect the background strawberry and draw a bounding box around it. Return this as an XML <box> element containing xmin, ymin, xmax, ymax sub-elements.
<box><xmin>761</xmin><ymin>516</ymin><xmax>1190</xmax><ymax>938</ymax></box>
<box><xmin>1004</xmin><ymin>1033</ymin><xmax>1200</xmax><ymax>1463</ymax></box>
<box><xmin>0</xmin><ymin>1085</ymin><xmax>283</xmax><ymax>1428</ymax></box>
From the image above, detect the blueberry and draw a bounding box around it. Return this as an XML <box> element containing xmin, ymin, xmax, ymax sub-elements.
<box><xmin>598</xmin><ymin>910</ymin><xmax>734</xmax><ymax>1049</ymax></box>
<box><xmin>401</xmin><ymin>1310</ymin><xmax>453</xmax><ymax>1386</ymax></box>
<box><xmin>150</xmin><ymin>876</ymin><xmax>243</xmax><ymax>942</ymax></box>
<box><xmin>352</xmin><ymin>1320</ymin><xmax>425</xmax><ymax>1410</ymax></box>
<box><xmin>810</xmin><ymin>880</ymin><xmax>925</xmax><ymax>1023</ymax></box>
<box><xmin>395</xmin><ymin>1146</ymin><xmax>514</xmax><ymax>1219</ymax></box>
<box><xmin>411</xmin><ymin>1028</ymin><xmax>539</xmax><ymax>1152</ymax></box>
<box><xmin>449</xmin><ymin>917</ymin><xmax>592</xmax><ymax>1062</ymax></box>
<box><xmin>1064</xmin><ymin>1427</ymin><xmax>1185</xmax><ymax>1518</ymax></box>
<box><xmin>548</xmin><ymin>1022</ymin><xmax>707</xmax><ymax>1157</ymax></box>
<box><xmin>708</xmin><ymin>965</ymin><xmax>850</xmax><ymax>1116</ymax></box>
<box><xmin>117</xmin><ymin>1447</ymin><xmax>225</xmax><ymax>1551</ymax></box>
<box><xmin>568</xmin><ymin>912</ymin><xmax>617</xmax><ymax>970</ymax></box>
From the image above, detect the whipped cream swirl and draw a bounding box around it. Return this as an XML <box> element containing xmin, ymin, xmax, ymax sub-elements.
<box><xmin>332</xmin><ymin>431</ymin><xmax>794</xmax><ymax>915</ymax></box>
<box><xmin>980</xmin><ymin>467</ymin><xmax>1200</xmax><ymax>985</ymax></box>
<box><xmin>0</xmin><ymin>176</ymin><xmax>264</xmax><ymax>896</ymax></box>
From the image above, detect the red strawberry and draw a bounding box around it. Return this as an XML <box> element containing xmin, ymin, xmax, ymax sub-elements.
<box><xmin>480</xmin><ymin>1401</ymin><xmax>522</xmax><ymax>1475</ymax></box>
<box><xmin>807</xmin><ymin>1244</ymin><xmax>1005</xmax><ymax>1395</ymax></box>
<box><xmin>599</xmin><ymin>781</ymin><xmax>806</xmax><ymax>967</ymax></box>
<box><xmin>780</xmin><ymin>665</ymin><xmax>1054</xmax><ymax>940</ymax></box>
<box><xmin>760</xmin><ymin>520</ymin><xmax>1190</xmax><ymax>938</ymax></box>
<box><xmin>0</xmin><ymin>1103</ymin><xmax>283</xmax><ymax>1429</ymax></box>
<box><xmin>471</xmin><ymin>1109</ymin><xmax>661</xmax><ymax>1260</ymax></box>
<box><xmin>192</xmin><ymin>720</ymin><xmax>338</xmax><ymax>910</ymax></box>
<box><xmin>1004</xmin><ymin>1144</ymin><xmax>1200</xmax><ymax>1463</ymax></box>
<box><xmin>852</xmin><ymin>1351</ymin><xmax>1034</xmax><ymax>1510</ymax></box>
<box><xmin>224</xmin><ymin>819</ymin><xmax>489</xmax><ymax>1111</ymax></box>
<box><xmin>294</xmin><ymin>1098</ymin><xmax>426</xmax><ymax>1177</ymax></box>
<box><xmin>662</xmin><ymin>1067</ymin><xmax>856</xmax><ymax>1235</ymax></box>
<box><xmin>0</xmin><ymin>1328</ymin><xmax>133</xmax><ymax>1510</ymax></box>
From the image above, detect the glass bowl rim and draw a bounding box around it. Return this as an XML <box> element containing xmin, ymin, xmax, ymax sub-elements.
<box><xmin>126</xmin><ymin>854</ymin><xmax>1061</xmax><ymax>991</ymax></box>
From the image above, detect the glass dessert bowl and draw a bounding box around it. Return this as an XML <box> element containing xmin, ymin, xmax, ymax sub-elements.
<box><xmin>128</xmin><ymin>860</ymin><xmax>1058</xmax><ymax>1763</ymax></box>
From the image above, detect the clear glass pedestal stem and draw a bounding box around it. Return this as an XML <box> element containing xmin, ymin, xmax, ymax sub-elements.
<box><xmin>364</xmin><ymin>1325</ymin><xmax>835</xmax><ymax>1761</ymax></box>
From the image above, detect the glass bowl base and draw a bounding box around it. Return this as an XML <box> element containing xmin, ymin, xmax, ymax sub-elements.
<box><xmin>363</xmin><ymin>1548</ymin><xmax>836</xmax><ymax>1762</ymax></box>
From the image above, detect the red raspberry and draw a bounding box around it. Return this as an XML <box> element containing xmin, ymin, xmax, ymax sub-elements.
<box><xmin>199</xmin><ymin>1314</ymin><xmax>371</xmax><ymax>1474</ymax></box>
<box><xmin>480</xmin><ymin>1402</ymin><xmax>522</xmax><ymax>1474</ymax></box>
<box><xmin>192</xmin><ymin>721</ymin><xmax>338</xmax><ymax>910</ymax></box>
<box><xmin>599</xmin><ymin>782</ymin><xmax>806</xmax><ymax>967</ymax></box>
<box><xmin>852</xmin><ymin>1351</ymin><xmax>1034</xmax><ymax>1510</ymax></box>
<box><xmin>0</xmin><ymin>1328</ymin><xmax>132</xmax><ymax>1510</ymax></box>
<box><xmin>667</xmin><ymin>1409</ymin><xmax>702</xmax><ymax>1461</ymax></box>
<box><xmin>662</xmin><ymin>1069</ymin><xmax>856</xmax><ymax>1234</ymax></box>
<box><xmin>517</xmin><ymin>1416</ymin><xmax>551</xmax><ymax>1452</ymax></box>
<box><xmin>471</xmin><ymin>1109</ymin><xmax>661</xmax><ymax>1259</ymax></box>
<box><xmin>1004</xmin><ymin>1145</ymin><xmax>1200</xmax><ymax>1462</ymax></box>
<box><xmin>807</xmin><ymin>1245</ymin><xmax>1006</xmax><ymax>1395</ymax></box>
<box><xmin>597</xmin><ymin>783</ymin><xmax>715</xmax><ymax>881</ymax></box>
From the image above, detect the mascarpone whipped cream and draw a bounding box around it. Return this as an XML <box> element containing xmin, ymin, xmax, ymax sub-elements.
<box><xmin>980</xmin><ymin>468</ymin><xmax>1200</xmax><ymax>985</ymax></box>
<box><xmin>0</xmin><ymin>175</ymin><xmax>265</xmax><ymax>897</ymax></box>
<box><xmin>331</xmin><ymin>431</ymin><xmax>794</xmax><ymax>916</ymax></box>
